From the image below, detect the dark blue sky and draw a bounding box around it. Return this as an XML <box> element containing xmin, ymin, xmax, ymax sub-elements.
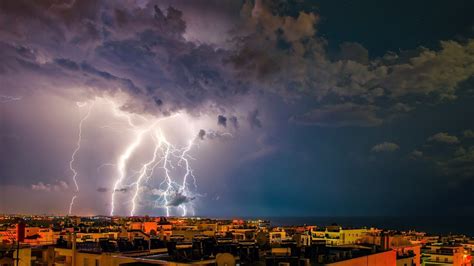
<box><xmin>197</xmin><ymin>0</ymin><xmax>474</xmax><ymax>217</ymax></box>
<box><xmin>317</xmin><ymin>0</ymin><xmax>474</xmax><ymax>53</ymax></box>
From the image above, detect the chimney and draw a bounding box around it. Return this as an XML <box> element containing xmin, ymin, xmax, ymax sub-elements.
<box><xmin>16</xmin><ymin>220</ymin><xmax>25</xmax><ymax>243</ymax></box>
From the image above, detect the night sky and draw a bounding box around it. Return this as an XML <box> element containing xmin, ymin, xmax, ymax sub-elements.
<box><xmin>1</xmin><ymin>0</ymin><xmax>473</xmax><ymax>217</ymax></box>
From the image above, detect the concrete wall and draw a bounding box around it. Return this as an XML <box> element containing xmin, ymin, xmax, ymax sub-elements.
<box><xmin>329</xmin><ymin>250</ymin><xmax>396</xmax><ymax>266</ymax></box>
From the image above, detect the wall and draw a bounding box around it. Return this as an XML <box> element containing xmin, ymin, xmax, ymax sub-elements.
<box><xmin>329</xmin><ymin>250</ymin><xmax>396</xmax><ymax>266</ymax></box>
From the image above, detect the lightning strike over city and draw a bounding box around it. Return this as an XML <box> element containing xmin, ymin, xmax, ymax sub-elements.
<box><xmin>62</xmin><ymin>98</ymin><xmax>201</xmax><ymax>217</ymax></box>
<box><xmin>104</xmin><ymin>101</ymin><xmax>199</xmax><ymax>217</ymax></box>
<box><xmin>67</xmin><ymin>102</ymin><xmax>94</xmax><ymax>215</ymax></box>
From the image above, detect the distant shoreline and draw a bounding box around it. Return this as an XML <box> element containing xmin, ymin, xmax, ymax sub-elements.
<box><xmin>3</xmin><ymin>214</ymin><xmax>473</xmax><ymax>236</ymax></box>
<box><xmin>255</xmin><ymin>216</ymin><xmax>474</xmax><ymax>236</ymax></box>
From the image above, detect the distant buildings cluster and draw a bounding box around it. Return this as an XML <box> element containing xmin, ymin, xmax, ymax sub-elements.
<box><xmin>0</xmin><ymin>215</ymin><xmax>472</xmax><ymax>266</ymax></box>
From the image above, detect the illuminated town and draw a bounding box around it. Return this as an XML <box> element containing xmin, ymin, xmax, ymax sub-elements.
<box><xmin>0</xmin><ymin>215</ymin><xmax>473</xmax><ymax>265</ymax></box>
<box><xmin>1</xmin><ymin>0</ymin><xmax>474</xmax><ymax>265</ymax></box>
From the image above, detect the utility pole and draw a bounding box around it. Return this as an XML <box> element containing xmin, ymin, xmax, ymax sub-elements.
<box><xmin>15</xmin><ymin>239</ymin><xmax>20</xmax><ymax>266</ymax></box>
<box><xmin>15</xmin><ymin>218</ymin><xmax>25</xmax><ymax>266</ymax></box>
<box><xmin>72</xmin><ymin>232</ymin><xmax>77</xmax><ymax>266</ymax></box>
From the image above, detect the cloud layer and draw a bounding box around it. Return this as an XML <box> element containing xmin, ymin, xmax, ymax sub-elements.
<box><xmin>1</xmin><ymin>0</ymin><xmax>473</xmax><ymax>127</ymax></box>
<box><xmin>31</xmin><ymin>181</ymin><xmax>68</xmax><ymax>192</ymax></box>
<box><xmin>412</xmin><ymin>130</ymin><xmax>474</xmax><ymax>180</ymax></box>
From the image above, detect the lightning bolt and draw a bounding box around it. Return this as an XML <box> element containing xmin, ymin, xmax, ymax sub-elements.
<box><xmin>59</xmin><ymin>99</ymin><xmax>199</xmax><ymax>217</ymax></box>
<box><xmin>129</xmin><ymin>130</ymin><xmax>163</xmax><ymax>216</ymax></box>
<box><xmin>110</xmin><ymin>128</ymin><xmax>147</xmax><ymax>216</ymax></box>
<box><xmin>67</xmin><ymin>102</ymin><xmax>93</xmax><ymax>215</ymax></box>
<box><xmin>108</xmin><ymin>101</ymin><xmax>197</xmax><ymax>217</ymax></box>
<box><xmin>176</xmin><ymin>138</ymin><xmax>198</xmax><ymax>216</ymax></box>
<box><xmin>62</xmin><ymin>98</ymin><xmax>201</xmax><ymax>217</ymax></box>
<box><xmin>68</xmin><ymin>195</ymin><xmax>77</xmax><ymax>215</ymax></box>
<box><xmin>157</xmin><ymin>131</ymin><xmax>174</xmax><ymax>217</ymax></box>
<box><xmin>179</xmin><ymin>139</ymin><xmax>197</xmax><ymax>191</ymax></box>
<box><xmin>152</xmin><ymin>131</ymin><xmax>198</xmax><ymax>217</ymax></box>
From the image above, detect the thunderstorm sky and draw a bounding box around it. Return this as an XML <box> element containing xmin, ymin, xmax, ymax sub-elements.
<box><xmin>1</xmin><ymin>0</ymin><xmax>474</xmax><ymax>217</ymax></box>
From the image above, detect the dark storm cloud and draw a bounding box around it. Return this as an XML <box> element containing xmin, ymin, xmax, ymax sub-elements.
<box><xmin>1</xmin><ymin>0</ymin><xmax>473</xmax><ymax>126</ymax></box>
<box><xmin>97</xmin><ymin>187</ymin><xmax>108</xmax><ymax>193</ymax></box>
<box><xmin>197</xmin><ymin>129</ymin><xmax>233</xmax><ymax>141</ymax></box>
<box><xmin>217</xmin><ymin>115</ymin><xmax>227</xmax><ymax>127</ymax></box>
<box><xmin>54</xmin><ymin>58</ymin><xmax>80</xmax><ymax>71</ymax></box>
<box><xmin>53</xmin><ymin>59</ymin><xmax>142</xmax><ymax>94</ymax></box>
<box><xmin>198</xmin><ymin>129</ymin><xmax>206</xmax><ymax>140</ymax></box>
<box><xmin>0</xmin><ymin>0</ymin><xmax>250</xmax><ymax>116</ymax></box>
<box><xmin>165</xmin><ymin>191</ymin><xmax>194</xmax><ymax>207</ymax></box>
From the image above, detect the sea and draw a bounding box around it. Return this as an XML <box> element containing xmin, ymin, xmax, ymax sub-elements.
<box><xmin>248</xmin><ymin>216</ymin><xmax>474</xmax><ymax>236</ymax></box>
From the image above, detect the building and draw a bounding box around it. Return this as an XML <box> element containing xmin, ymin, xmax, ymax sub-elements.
<box><xmin>0</xmin><ymin>245</ymin><xmax>32</xmax><ymax>266</ymax></box>
<box><xmin>395</xmin><ymin>244</ymin><xmax>421</xmax><ymax>266</ymax></box>
<box><xmin>269</xmin><ymin>228</ymin><xmax>288</xmax><ymax>244</ymax></box>
<box><xmin>302</xmin><ymin>244</ymin><xmax>396</xmax><ymax>266</ymax></box>
<box><xmin>311</xmin><ymin>226</ymin><xmax>369</xmax><ymax>246</ymax></box>
<box><xmin>324</xmin><ymin>250</ymin><xmax>396</xmax><ymax>266</ymax></box>
<box><xmin>421</xmin><ymin>244</ymin><xmax>472</xmax><ymax>266</ymax></box>
<box><xmin>128</xmin><ymin>222</ymin><xmax>158</xmax><ymax>235</ymax></box>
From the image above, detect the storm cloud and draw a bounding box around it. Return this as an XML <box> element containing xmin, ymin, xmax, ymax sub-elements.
<box><xmin>1</xmin><ymin>0</ymin><xmax>473</xmax><ymax>124</ymax></box>
<box><xmin>0</xmin><ymin>0</ymin><xmax>251</xmax><ymax>117</ymax></box>
<box><xmin>165</xmin><ymin>191</ymin><xmax>195</xmax><ymax>207</ymax></box>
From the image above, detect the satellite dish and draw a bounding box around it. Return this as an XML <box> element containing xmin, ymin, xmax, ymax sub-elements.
<box><xmin>216</xmin><ymin>253</ymin><xmax>235</xmax><ymax>266</ymax></box>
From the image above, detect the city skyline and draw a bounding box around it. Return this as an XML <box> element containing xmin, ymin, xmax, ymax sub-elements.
<box><xmin>4</xmin><ymin>214</ymin><xmax>466</xmax><ymax>266</ymax></box>
<box><xmin>1</xmin><ymin>0</ymin><xmax>474</xmax><ymax>218</ymax></box>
